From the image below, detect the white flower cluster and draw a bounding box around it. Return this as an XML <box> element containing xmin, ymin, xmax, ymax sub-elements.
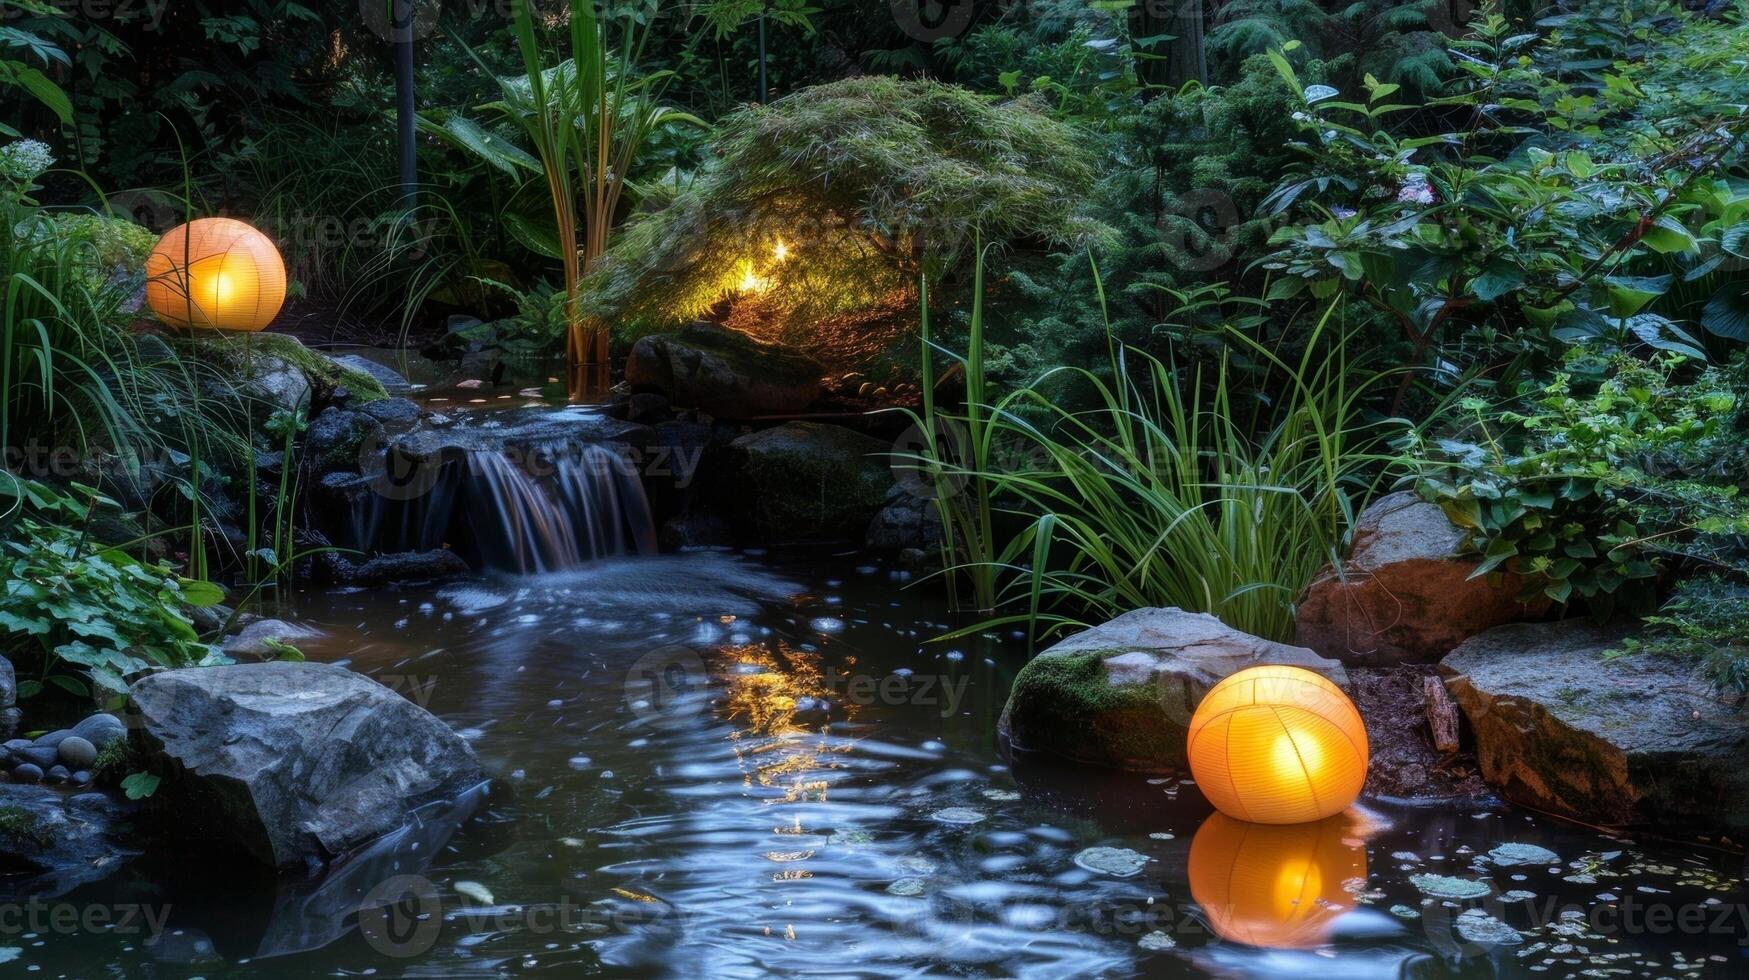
<box><xmin>0</xmin><ymin>140</ymin><xmax>55</xmax><ymax>182</ymax></box>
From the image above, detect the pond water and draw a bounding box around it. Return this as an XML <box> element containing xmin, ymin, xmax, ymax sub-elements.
<box><xmin>17</xmin><ymin>551</ymin><xmax>1749</xmax><ymax>977</ymax></box>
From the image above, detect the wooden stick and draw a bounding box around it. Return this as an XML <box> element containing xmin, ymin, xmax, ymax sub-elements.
<box><xmin>1424</xmin><ymin>674</ymin><xmax>1461</xmax><ymax>754</ymax></box>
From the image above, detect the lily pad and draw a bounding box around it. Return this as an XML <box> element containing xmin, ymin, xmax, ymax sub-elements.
<box><xmin>1455</xmin><ymin>908</ymin><xmax>1523</xmax><ymax>945</ymax></box>
<box><xmin>1137</xmin><ymin>930</ymin><xmax>1176</xmax><ymax>950</ymax></box>
<box><xmin>1488</xmin><ymin>843</ymin><xmax>1560</xmax><ymax>867</ymax></box>
<box><xmin>1073</xmin><ymin>846</ymin><xmax>1148</xmax><ymax>877</ymax></box>
<box><xmin>1410</xmin><ymin>873</ymin><xmax>1492</xmax><ymax>900</ymax></box>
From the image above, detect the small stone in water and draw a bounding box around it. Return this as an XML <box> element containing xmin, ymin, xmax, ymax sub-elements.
<box><xmin>1389</xmin><ymin>904</ymin><xmax>1421</xmax><ymax>919</ymax></box>
<box><xmin>982</xmin><ymin>789</ymin><xmax>1020</xmax><ymax>801</ymax></box>
<box><xmin>886</xmin><ymin>878</ymin><xmax>926</xmax><ymax>897</ymax></box>
<box><xmin>1455</xmin><ymin>908</ymin><xmax>1522</xmax><ymax>945</ymax></box>
<box><xmin>1502</xmin><ymin>889</ymin><xmax>1537</xmax><ymax>902</ymax></box>
<box><xmin>1410</xmin><ymin>874</ymin><xmax>1492</xmax><ymax>900</ymax></box>
<box><xmin>1137</xmin><ymin>930</ymin><xmax>1176</xmax><ymax>950</ymax></box>
<box><xmin>1489</xmin><ymin>843</ymin><xmax>1560</xmax><ymax>867</ymax></box>
<box><xmin>1074</xmin><ymin>846</ymin><xmax>1148</xmax><ymax>877</ymax></box>
<box><xmin>810</xmin><ymin>617</ymin><xmax>845</xmax><ymax>634</ymax></box>
<box><xmin>1148</xmin><ymin>832</ymin><xmax>1174</xmax><ymax>840</ymax></box>
<box><xmin>567</xmin><ymin>755</ymin><xmax>591</xmax><ymax>770</ymax></box>
<box><xmin>930</xmin><ymin>808</ymin><xmax>985</xmax><ymax>826</ymax></box>
<box><xmin>455</xmin><ymin>881</ymin><xmax>494</xmax><ymax>905</ymax></box>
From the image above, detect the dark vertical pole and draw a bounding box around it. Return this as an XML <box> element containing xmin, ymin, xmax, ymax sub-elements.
<box><xmin>757</xmin><ymin>11</ymin><xmax>768</xmax><ymax>103</ymax></box>
<box><xmin>394</xmin><ymin>0</ymin><xmax>417</xmax><ymax>207</ymax></box>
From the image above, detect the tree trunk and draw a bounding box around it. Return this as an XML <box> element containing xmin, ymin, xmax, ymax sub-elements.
<box><xmin>393</xmin><ymin>0</ymin><xmax>417</xmax><ymax>208</ymax></box>
<box><xmin>1132</xmin><ymin>0</ymin><xmax>1207</xmax><ymax>97</ymax></box>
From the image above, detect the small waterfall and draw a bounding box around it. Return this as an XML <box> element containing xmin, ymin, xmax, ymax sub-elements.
<box><xmin>339</xmin><ymin>441</ymin><xmax>658</xmax><ymax>574</ymax></box>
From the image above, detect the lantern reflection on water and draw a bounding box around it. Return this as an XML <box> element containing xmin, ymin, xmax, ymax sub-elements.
<box><xmin>1187</xmin><ymin>811</ymin><xmax>1368</xmax><ymax>948</ymax></box>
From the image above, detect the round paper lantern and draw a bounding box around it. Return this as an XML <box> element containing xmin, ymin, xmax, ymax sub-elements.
<box><xmin>1188</xmin><ymin>811</ymin><xmax>1367</xmax><ymax>948</ymax></box>
<box><xmin>145</xmin><ymin>218</ymin><xmax>286</xmax><ymax>331</ymax></box>
<box><xmin>1186</xmin><ymin>664</ymin><xmax>1367</xmax><ymax>824</ymax></box>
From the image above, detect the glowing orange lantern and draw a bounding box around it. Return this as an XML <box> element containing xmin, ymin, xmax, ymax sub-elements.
<box><xmin>1186</xmin><ymin>664</ymin><xmax>1367</xmax><ymax>824</ymax></box>
<box><xmin>145</xmin><ymin>218</ymin><xmax>286</xmax><ymax>331</ymax></box>
<box><xmin>1188</xmin><ymin>811</ymin><xmax>1367</xmax><ymax>947</ymax></box>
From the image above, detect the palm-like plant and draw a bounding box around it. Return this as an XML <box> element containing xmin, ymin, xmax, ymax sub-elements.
<box><xmin>457</xmin><ymin>0</ymin><xmax>700</xmax><ymax>374</ymax></box>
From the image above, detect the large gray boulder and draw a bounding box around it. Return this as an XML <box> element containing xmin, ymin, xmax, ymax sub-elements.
<box><xmin>726</xmin><ymin>421</ymin><xmax>892</xmax><ymax>541</ymax></box>
<box><xmin>130</xmin><ymin>662</ymin><xmax>485</xmax><ymax>869</ymax></box>
<box><xmin>1440</xmin><ymin>621</ymin><xmax>1749</xmax><ymax>837</ymax></box>
<box><xmin>999</xmin><ymin>608</ymin><xmax>1349</xmax><ymax>772</ymax></box>
<box><xmin>626</xmin><ymin>321</ymin><xmax>822</xmax><ymax>418</ymax></box>
<box><xmin>1296</xmin><ymin>491</ymin><xmax>1547</xmax><ymax>665</ymax></box>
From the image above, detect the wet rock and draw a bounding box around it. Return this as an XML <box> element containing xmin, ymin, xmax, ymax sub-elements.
<box><xmin>999</xmin><ymin>608</ymin><xmax>1347</xmax><ymax>772</ymax></box>
<box><xmin>389</xmin><ymin>406</ymin><xmax>650</xmax><ymax>460</ymax></box>
<box><xmin>11</xmin><ymin>763</ymin><xmax>42</xmax><ymax>783</ymax></box>
<box><xmin>34</xmin><ymin>729</ymin><xmax>71</xmax><ymax>749</ymax></box>
<box><xmin>129</xmin><ymin>661</ymin><xmax>486</xmax><ymax>869</ymax></box>
<box><xmin>244</xmin><ymin>355</ymin><xmax>313</xmax><ymax>416</ymax></box>
<box><xmin>71</xmin><ymin>713</ymin><xmax>127</xmax><ymax>750</ymax></box>
<box><xmin>626</xmin><ymin>391</ymin><xmax>670</xmax><ymax>424</ymax></box>
<box><xmin>44</xmin><ymin>765</ymin><xmax>68</xmax><ymax>784</ymax></box>
<box><xmin>1440</xmin><ymin>620</ymin><xmax>1749</xmax><ymax>838</ymax></box>
<box><xmin>357</xmin><ymin>396</ymin><xmax>421</xmax><ymax>426</ymax></box>
<box><xmin>56</xmin><ymin>736</ymin><xmax>97</xmax><ymax>769</ymax></box>
<box><xmin>1296</xmin><ymin>492</ymin><xmax>1548</xmax><ymax>665</ymax></box>
<box><xmin>222</xmin><ymin>618</ymin><xmax>324</xmax><ymax>659</ymax></box>
<box><xmin>625</xmin><ymin>321</ymin><xmax>823</xmax><ymax>418</ymax></box>
<box><xmin>0</xmin><ymin>785</ymin><xmax>138</xmax><ymax>899</ymax></box>
<box><xmin>306</xmin><ymin>406</ymin><xmax>384</xmax><ymax>472</ymax></box>
<box><xmin>726</xmin><ymin>422</ymin><xmax>892</xmax><ymax>541</ymax></box>
<box><xmin>329</xmin><ymin>549</ymin><xmax>470</xmax><ymax>586</ymax></box>
<box><xmin>12</xmin><ymin>746</ymin><xmax>57</xmax><ymax>770</ymax></box>
<box><xmin>332</xmin><ymin>354</ymin><xmax>413</xmax><ymax>394</ymax></box>
<box><xmin>864</xmin><ymin>483</ymin><xmax>942</xmax><ymax>553</ymax></box>
<box><xmin>660</xmin><ymin>511</ymin><xmax>733</xmax><ymax>549</ymax></box>
<box><xmin>929</xmin><ymin>807</ymin><xmax>985</xmax><ymax>825</ymax></box>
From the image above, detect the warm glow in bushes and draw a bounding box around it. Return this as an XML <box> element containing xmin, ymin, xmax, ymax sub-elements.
<box><xmin>1186</xmin><ymin>664</ymin><xmax>1367</xmax><ymax>824</ymax></box>
<box><xmin>1188</xmin><ymin>811</ymin><xmax>1367</xmax><ymax>947</ymax></box>
<box><xmin>145</xmin><ymin>218</ymin><xmax>286</xmax><ymax>331</ymax></box>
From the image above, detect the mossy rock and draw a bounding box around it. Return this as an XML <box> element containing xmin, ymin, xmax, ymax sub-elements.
<box><xmin>195</xmin><ymin>332</ymin><xmax>388</xmax><ymax>411</ymax></box>
<box><xmin>626</xmin><ymin>321</ymin><xmax>823</xmax><ymax>418</ymax></box>
<box><xmin>724</xmin><ymin>421</ymin><xmax>891</xmax><ymax>541</ymax></box>
<box><xmin>999</xmin><ymin>608</ymin><xmax>1349</xmax><ymax>773</ymax></box>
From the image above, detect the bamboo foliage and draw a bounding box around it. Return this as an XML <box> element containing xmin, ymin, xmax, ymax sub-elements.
<box><xmin>466</xmin><ymin>0</ymin><xmax>701</xmax><ymax>368</ymax></box>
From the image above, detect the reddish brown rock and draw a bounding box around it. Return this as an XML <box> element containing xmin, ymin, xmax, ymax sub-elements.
<box><xmin>1295</xmin><ymin>492</ymin><xmax>1546</xmax><ymax>665</ymax></box>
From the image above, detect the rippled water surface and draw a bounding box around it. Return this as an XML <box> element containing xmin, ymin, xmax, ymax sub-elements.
<box><xmin>22</xmin><ymin>551</ymin><xmax>1749</xmax><ymax>977</ymax></box>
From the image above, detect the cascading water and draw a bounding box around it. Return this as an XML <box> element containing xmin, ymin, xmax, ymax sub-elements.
<box><xmin>336</xmin><ymin>438</ymin><xmax>658</xmax><ymax>574</ymax></box>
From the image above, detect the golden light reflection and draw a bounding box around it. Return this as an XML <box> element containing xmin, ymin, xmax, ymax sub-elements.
<box><xmin>1187</xmin><ymin>811</ymin><xmax>1369</xmax><ymax>949</ymax></box>
<box><xmin>717</xmin><ymin>643</ymin><xmax>858</xmax><ymax>805</ymax></box>
<box><xmin>773</xmin><ymin>240</ymin><xmax>789</xmax><ymax>262</ymax></box>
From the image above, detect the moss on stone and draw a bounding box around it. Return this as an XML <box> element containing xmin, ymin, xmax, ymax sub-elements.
<box><xmin>0</xmin><ymin>805</ymin><xmax>52</xmax><ymax>846</ymax></box>
<box><xmin>196</xmin><ymin>332</ymin><xmax>388</xmax><ymax>405</ymax></box>
<box><xmin>1002</xmin><ymin>650</ymin><xmax>1188</xmax><ymax>771</ymax></box>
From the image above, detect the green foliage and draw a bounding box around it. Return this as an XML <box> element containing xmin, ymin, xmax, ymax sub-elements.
<box><xmin>1612</xmin><ymin>577</ymin><xmax>1749</xmax><ymax>694</ymax></box>
<box><xmin>1414</xmin><ymin>353</ymin><xmax>1749</xmax><ymax>617</ymax></box>
<box><xmin>1257</xmin><ymin>4</ymin><xmax>1749</xmax><ymax>406</ymax></box>
<box><xmin>583</xmin><ymin>75</ymin><xmax>1110</xmax><ymax>343</ymax></box>
<box><xmin>913</xmin><ymin>271</ymin><xmax>1402</xmax><ymax>643</ymax></box>
<box><xmin>0</xmin><ymin>477</ymin><xmax>227</xmax><ymax>701</ymax></box>
<box><xmin>1207</xmin><ymin>0</ymin><xmax>1456</xmax><ymax>96</ymax></box>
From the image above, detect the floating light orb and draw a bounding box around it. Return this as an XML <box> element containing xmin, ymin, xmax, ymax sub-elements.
<box><xmin>773</xmin><ymin>240</ymin><xmax>789</xmax><ymax>262</ymax></box>
<box><xmin>1186</xmin><ymin>664</ymin><xmax>1367</xmax><ymax>824</ymax></box>
<box><xmin>1188</xmin><ymin>811</ymin><xmax>1368</xmax><ymax>948</ymax></box>
<box><xmin>145</xmin><ymin>217</ymin><xmax>286</xmax><ymax>331</ymax></box>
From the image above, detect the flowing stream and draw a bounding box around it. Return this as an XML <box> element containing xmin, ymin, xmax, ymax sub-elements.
<box><xmin>23</xmin><ymin>550</ymin><xmax>1749</xmax><ymax>977</ymax></box>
